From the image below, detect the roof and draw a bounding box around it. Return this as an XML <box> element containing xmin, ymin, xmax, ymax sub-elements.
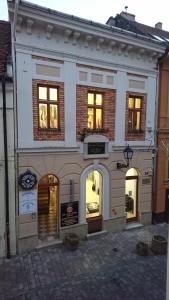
<box><xmin>0</xmin><ymin>21</ymin><xmax>11</xmax><ymax>76</ymax></box>
<box><xmin>107</xmin><ymin>14</ymin><xmax>169</xmax><ymax>45</ymax></box>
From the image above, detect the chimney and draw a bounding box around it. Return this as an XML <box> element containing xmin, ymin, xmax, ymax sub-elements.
<box><xmin>120</xmin><ymin>11</ymin><xmax>135</xmax><ymax>22</ymax></box>
<box><xmin>155</xmin><ymin>22</ymin><xmax>162</xmax><ymax>30</ymax></box>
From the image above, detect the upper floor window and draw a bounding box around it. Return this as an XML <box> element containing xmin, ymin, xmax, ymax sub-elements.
<box><xmin>87</xmin><ymin>92</ymin><xmax>103</xmax><ymax>129</ymax></box>
<box><xmin>38</xmin><ymin>85</ymin><xmax>59</xmax><ymax>129</ymax></box>
<box><xmin>128</xmin><ymin>95</ymin><xmax>142</xmax><ymax>132</ymax></box>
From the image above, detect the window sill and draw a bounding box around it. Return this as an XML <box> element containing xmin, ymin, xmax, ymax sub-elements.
<box><xmin>83</xmin><ymin>153</ymin><xmax>109</xmax><ymax>160</ymax></box>
<box><xmin>127</xmin><ymin>130</ymin><xmax>144</xmax><ymax>135</ymax></box>
<box><xmin>38</xmin><ymin>128</ymin><xmax>61</xmax><ymax>133</ymax></box>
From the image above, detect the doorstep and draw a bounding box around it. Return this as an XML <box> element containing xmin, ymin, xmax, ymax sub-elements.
<box><xmin>86</xmin><ymin>230</ymin><xmax>107</xmax><ymax>240</ymax></box>
<box><xmin>125</xmin><ymin>222</ymin><xmax>144</xmax><ymax>231</ymax></box>
<box><xmin>36</xmin><ymin>238</ymin><xmax>62</xmax><ymax>250</ymax></box>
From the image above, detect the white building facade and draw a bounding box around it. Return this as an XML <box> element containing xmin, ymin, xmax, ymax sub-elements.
<box><xmin>8</xmin><ymin>1</ymin><xmax>165</xmax><ymax>253</ymax></box>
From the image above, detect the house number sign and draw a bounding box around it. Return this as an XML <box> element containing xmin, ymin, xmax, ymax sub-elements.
<box><xmin>18</xmin><ymin>169</ymin><xmax>37</xmax><ymax>190</ymax></box>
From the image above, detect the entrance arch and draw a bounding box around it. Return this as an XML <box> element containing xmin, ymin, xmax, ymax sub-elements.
<box><xmin>38</xmin><ymin>174</ymin><xmax>58</xmax><ymax>241</ymax></box>
<box><xmin>125</xmin><ymin>168</ymin><xmax>138</xmax><ymax>222</ymax></box>
<box><xmin>80</xmin><ymin>163</ymin><xmax>110</xmax><ymax>232</ymax></box>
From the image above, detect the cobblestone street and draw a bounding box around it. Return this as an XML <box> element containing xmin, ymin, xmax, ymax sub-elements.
<box><xmin>0</xmin><ymin>223</ymin><xmax>168</xmax><ymax>300</ymax></box>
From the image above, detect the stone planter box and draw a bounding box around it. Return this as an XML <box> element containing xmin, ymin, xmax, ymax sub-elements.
<box><xmin>151</xmin><ymin>235</ymin><xmax>167</xmax><ymax>255</ymax></box>
<box><xmin>63</xmin><ymin>233</ymin><xmax>79</xmax><ymax>250</ymax></box>
<box><xmin>136</xmin><ymin>241</ymin><xmax>149</xmax><ymax>256</ymax></box>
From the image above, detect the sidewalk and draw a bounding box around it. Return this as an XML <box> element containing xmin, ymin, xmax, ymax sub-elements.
<box><xmin>0</xmin><ymin>223</ymin><xmax>168</xmax><ymax>300</ymax></box>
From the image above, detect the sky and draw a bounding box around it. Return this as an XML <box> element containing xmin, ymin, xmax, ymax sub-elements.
<box><xmin>1</xmin><ymin>0</ymin><xmax>169</xmax><ymax>31</ymax></box>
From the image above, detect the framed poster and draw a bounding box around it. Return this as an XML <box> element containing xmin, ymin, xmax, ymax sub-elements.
<box><xmin>19</xmin><ymin>189</ymin><xmax>37</xmax><ymax>215</ymax></box>
<box><xmin>61</xmin><ymin>201</ymin><xmax>78</xmax><ymax>227</ymax></box>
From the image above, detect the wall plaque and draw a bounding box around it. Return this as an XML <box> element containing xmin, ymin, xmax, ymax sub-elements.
<box><xmin>19</xmin><ymin>189</ymin><xmax>37</xmax><ymax>215</ymax></box>
<box><xmin>142</xmin><ymin>178</ymin><xmax>151</xmax><ymax>185</ymax></box>
<box><xmin>18</xmin><ymin>169</ymin><xmax>37</xmax><ymax>190</ymax></box>
<box><xmin>88</xmin><ymin>142</ymin><xmax>105</xmax><ymax>155</ymax></box>
<box><xmin>61</xmin><ymin>202</ymin><xmax>78</xmax><ymax>227</ymax></box>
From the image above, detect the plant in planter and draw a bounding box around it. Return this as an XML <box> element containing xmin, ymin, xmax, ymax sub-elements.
<box><xmin>136</xmin><ymin>241</ymin><xmax>149</xmax><ymax>256</ymax></box>
<box><xmin>63</xmin><ymin>233</ymin><xmax>79</xmax><ymax>250</ymax></box>
<box><xmin>151</xmin><ymin>235</ymin><xmax>167</xmax><ymax>255</ymax></box>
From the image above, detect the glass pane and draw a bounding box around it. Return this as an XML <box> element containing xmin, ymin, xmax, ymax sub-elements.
<box><xmin>136</xmin><ymin>112</ymin><xmax>141</xmax><ymax>130</ymax></box>
<box><xmin>125</xmin><ymin>179</ymin><xmax>137</xmax><ymax>220</ymax></box>
<box><xmin>39</xmin><ymin>104</ymin><xmax>47</xmax><ymax>128</ymax></box>
<box><xmin>126</xmin><ymin>168</ymin><xmax>138</xmax><ymax>176</ymax></box>
<box><xmin>88</xmin><ymin>93</ymin><xmax>94</xmax><ymax>105</ymax></box>
<box><xmin>96</xmin><ymin>109</ymin><xmax>102</xmax><ymax>128</ymax></box>
<box><xmin>128</xmin><ymin>97</ymin><xmax>134</xmax><ymax>108</ymax></box>
<box><xmin>96</xmin><ymin>94</ymin><xmax>102</xmax><ymax>105</ymax></box>
<box><xmin>88</xmin><ymin>108</ymin><xmax>94</xmax><ymax>129</ymax></box>
<box><xmin>128</xmin><ymin>111</ymin><xmax>133</xmax><ymax>130</ymax></box>
<box><xmin>135</xmin><ymin>98</ymin><xmax>141</xmax><ymax>109</ymax></box>
<box><xmin>50</xmin><ymin>105</ymin><xmax>58</xmax><ymax>128</ymax></box>
<box><xmin>50</xmin><ymin>88</ymin><xmax>58</xmax><ymax>101</ymax></box>
<box><xmin>39</xmin><ymin>87</ymin><xmax>47</xmax><ymax>100</ymax></box>
<box><xmin>86</xmin><ymin>170</ymin><xmax>102</xmax><ymax>218</ymax></box>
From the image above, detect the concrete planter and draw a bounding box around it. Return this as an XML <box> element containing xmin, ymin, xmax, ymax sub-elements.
<box><xmin>63</xmin><ymin>233</ymin><xmax>79</xmax><ymax>250</ymax></box>
<box><xmin>151</xmin><ymin>235</ymin><xmax>167</xmax><ymax>255</ymax></box>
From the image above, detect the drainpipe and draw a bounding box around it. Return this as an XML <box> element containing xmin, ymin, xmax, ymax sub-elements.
<box><xmin>13</xmin><ymin>0</ymin><xmax>20</xmax><ymax>40</ymax></box>
<box><xmin>1</xmin><ymin>74</ymin><xmax>11</xmax><ymax>258</ymax></box>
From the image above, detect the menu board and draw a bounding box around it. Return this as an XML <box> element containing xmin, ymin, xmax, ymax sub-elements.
<box><xmin>61</xmin><ymin>201</ymin><xmax>78</xmax><ymax>227</ymax></box>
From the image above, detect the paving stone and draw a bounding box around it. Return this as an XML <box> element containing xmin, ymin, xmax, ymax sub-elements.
<box><xmin>0</xmin><ymin>223</ymin><xmax>168</xmax><ymax>299</ymax></box>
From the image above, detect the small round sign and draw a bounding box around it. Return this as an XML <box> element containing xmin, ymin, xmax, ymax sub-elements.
<box><xmin>18</xmin><ymin>169</ymin><xmax>37</xmax><ymax>190</ymax></box>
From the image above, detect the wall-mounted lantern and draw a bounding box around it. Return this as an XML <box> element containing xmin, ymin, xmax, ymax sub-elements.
<box><xmin>117</xmin><ymin>145</ymin><xmax>133</xmax><ymax>169</ymax></box>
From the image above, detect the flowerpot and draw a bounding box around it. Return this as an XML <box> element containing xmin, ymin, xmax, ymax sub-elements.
<box><xmin>136</xmin><ymin>241</ymin><xmax>149</xmax><ymax>256</ymax></box>
<box><xmin>151</xmin><ymin>235</ymin><xmax>167</xmax><ymax>255</ymax></box>
<box><xmin>64</xmin><ymin>233</ymin><xmax>79</xmax><ymax>250</ymax></box>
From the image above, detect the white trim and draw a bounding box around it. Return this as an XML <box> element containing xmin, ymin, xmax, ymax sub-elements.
<box><xmin>80</xmin><ymin>163</ymin><xmax>110</xmax><ymax>224</ymax></box>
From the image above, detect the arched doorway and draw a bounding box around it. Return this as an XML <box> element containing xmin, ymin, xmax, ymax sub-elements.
<box><xmin>125</xmin><ymin>168</ymin><xmax>138</xmax><ymax>222</ymax></box>
<box><xmin>86</xmin><ymin>170</ymin><xmax>103</xmax><ymax>233</ymax></box>
<box><xmin>80</xmin><ymin>164</ymin><xmax>110</xmax><ymax>234</ymax></box>
<box><xmin>38</xmin><ymin>174</ymin><xmax>58</xmax><ymax>241</ymax></box>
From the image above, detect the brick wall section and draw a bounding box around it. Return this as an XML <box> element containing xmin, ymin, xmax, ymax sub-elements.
<box><xmin>125</xmin><ymin>92</ymin><xmax>146</xmax><ymax>141</ymax></box>
<box><xmin>76</xmin><ymin>85</ymin><xmax>116</xmax><ymax>141</ymax></box>
<box><xmin>32</xmin><ymin>79</ymin><xmax>64</xmax><ymax>141</ymax></box>
<box><xmin>0</xmin><ymin>21</ymin><xmax>11</xmax><ymax>75</ymax></box>
<box><xmin>32</xmin><ymin>55</ymin><xmax>64</xmax><ymax>64</ymax></box>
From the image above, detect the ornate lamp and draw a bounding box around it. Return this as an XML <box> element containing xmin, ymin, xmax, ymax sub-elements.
<box><xmin>117</xmin><ymin>145</ymin><xmax>133</xmax><ymax>169</ymax></box>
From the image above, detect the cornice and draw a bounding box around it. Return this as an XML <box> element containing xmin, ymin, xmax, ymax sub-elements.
<box><xmin>8</xmin><ymin>2</ymin><xmax>165</xmax><ymax>59</ymax></box>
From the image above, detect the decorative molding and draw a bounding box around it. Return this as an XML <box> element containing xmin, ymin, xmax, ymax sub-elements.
<box><xmin>26</xmin><ymin>19</ymin><xmax>34</xmax><ymax>35</ymax></box>
<box><xmin>72</xmin><ymin>31</ymin><xmax>80</xmax><ymax>45</ymax></box>
<box><xmin>64</xmin><ymin>29</ymin><xmax>72</xmax><ymax>43</ymax></box>
<box><xmin>137</xmin><ymin>48</ymin><xmax>146</xmax><ymax>59</ymax></box>
<box><xmin>124</xmin><ymin>45</ymin><xmax>133</xmax><ymax>57</ymax></box>
<box><xmin>46</xmin><ymin>24</ymin><xmax>53</xmax><ymax>39</ymax></box>
<box><xmin>108</xmin><ymin>41</ymin><xmax>116</xmax><ymax>53</ymax></box>
<box><xmin>96</xmin><ymin>38</ymin><xmax>104</xmax><ymax>51</ymax></box>
<box><xmin>118</xmin><ymin>43</ymin><xmax>126</xmax><ymax>56</ymax></box>
<box><xmin>84</xmin><ymin>34</ymin><xmax>92</xmax><ymax>48</ymax></box>
<box><xmin>16</xmin><ymin>16</ymin><xmax>23</xmax><ymax>32</ymax></box>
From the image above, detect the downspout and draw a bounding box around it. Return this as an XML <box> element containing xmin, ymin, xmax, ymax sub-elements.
<box><xmin>10</xmin><ymin>0</ymin><xmax>20</xmax><ymax>255</ymax></box>
<box><xmin>1</xmin><ymin>74</ymin><xmax>10</xmax><ymax>259</ymax></box>
<box><xmin>13</xmin><ymin>0</ymin><xmax>20</xmax><ymax>40</ymax></box>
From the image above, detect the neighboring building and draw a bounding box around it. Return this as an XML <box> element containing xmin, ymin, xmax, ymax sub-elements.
<box><xmin>107</xmin><ymin>12</ymin><xmax>169</xmax><ymax>223</ymax></box>
<box><xmin>155</xmin><ymin>54</ymin><xmax>169</xmax><ymax>223</ymax></box>
<box><xmin>0</xmin><ymin>21</ymin><xmax>16</xmax><ymax>257</ymax></box>
<box><xmin>8</xmin><ymin>0</ymin><xmax>165</xmax><ymax>253</ymax></box>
